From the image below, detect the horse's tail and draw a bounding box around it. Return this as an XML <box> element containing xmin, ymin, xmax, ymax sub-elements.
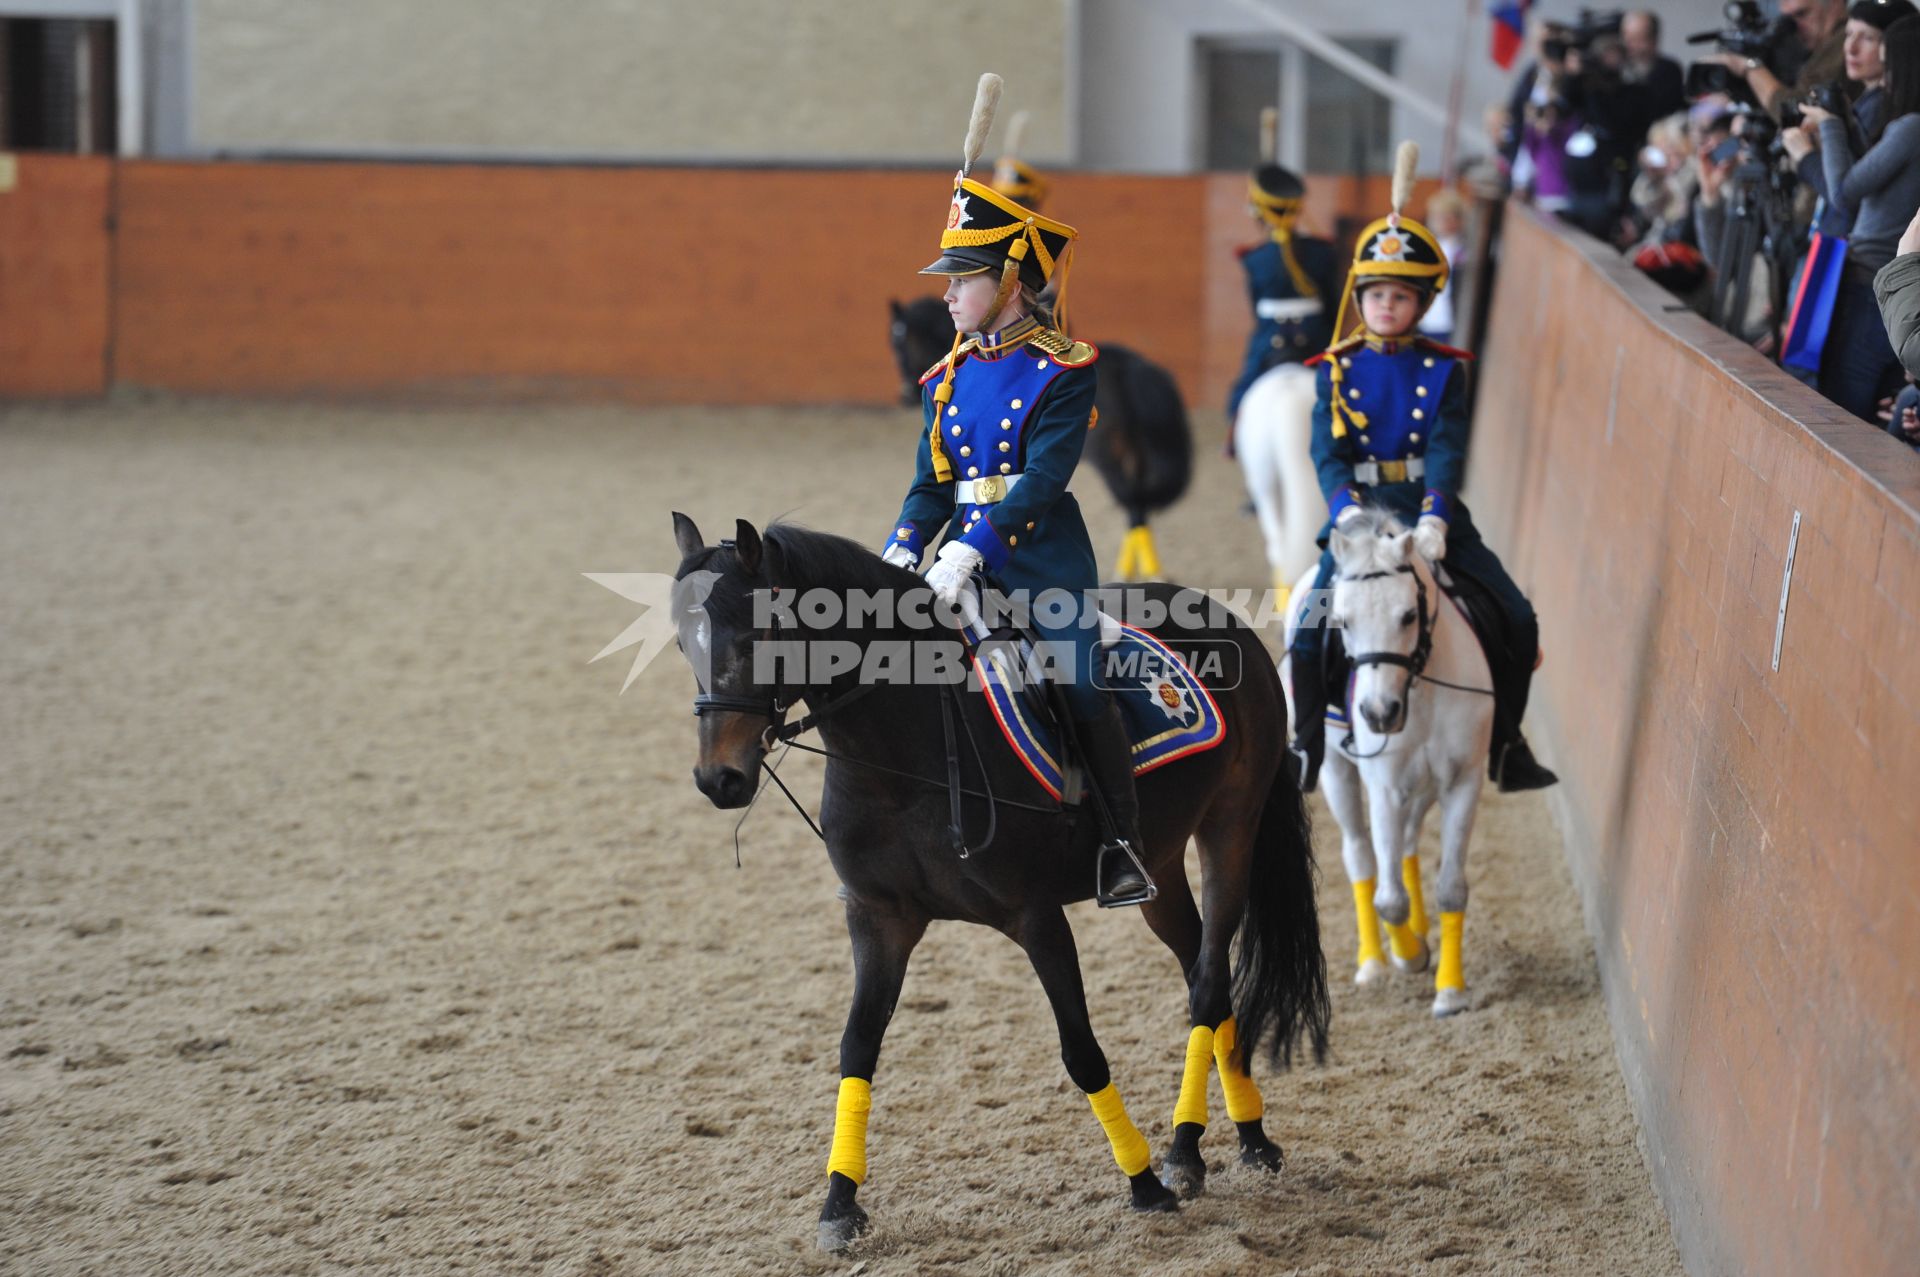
<box><xmin>1116</xmin><ymin>349</ymin><xmax>1193</xmax><ymax>514</ymax></box>
<box><xmin>1231</xmin><ymin>762</ymin><xmax>1331</xmax><ymax>1070</ymax></box>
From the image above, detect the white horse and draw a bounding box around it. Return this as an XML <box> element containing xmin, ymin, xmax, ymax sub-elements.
<box><xmin>1282</xmin><ymin>510</ymin><xmax>1495</xmax><ymax>1017</ymax></box>
<box><xmin>1233</xmin><ymin>363</ymin><xmax>1327</xmax><ymax>600</ymax></box>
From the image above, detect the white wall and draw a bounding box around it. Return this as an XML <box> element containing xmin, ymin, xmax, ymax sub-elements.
<box><xmin>1077</xmin><ymin>0</ymin><xmax>1734</xmax><ymax>174</ymax></box>
<box><xmin>186</xmin><ymin>0</ymin><xmax>1071</xmax><ymax>163</ymax></box>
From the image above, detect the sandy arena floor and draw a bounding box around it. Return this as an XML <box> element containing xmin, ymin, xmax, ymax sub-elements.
<box><xmin>0</xmin><ymin>397</ymin><xmax>1683</xmax><ymax>1276</ymax></box>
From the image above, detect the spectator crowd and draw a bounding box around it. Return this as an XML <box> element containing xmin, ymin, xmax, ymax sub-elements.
<box><xmin>1487</xmin><ymin>1</ymin><xmax>1920</xmax><ymax>449</ymax></box>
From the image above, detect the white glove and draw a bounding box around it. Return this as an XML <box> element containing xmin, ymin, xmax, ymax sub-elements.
<box><xmin>1413</xmin><ymin>515</ymin><xmax>1449</xmax><ymax>562</ymax></box>
<box><xmin>882</xmin><ymin>544</ymin><xmax>918</xmax><ymax>569</ymax></box>
<box><xmin>1335</xmin><ymin>504</ymin><xmax>1367</xmax><ymax>530</ymax></box>
<box><xmin>925</xmin><ymin>540</ymin><xmax>985</xmax><ymax>607</ymax></box>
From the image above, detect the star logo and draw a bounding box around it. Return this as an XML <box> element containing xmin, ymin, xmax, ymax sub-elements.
<box><xmin>1142</xmin><ymin>676</ymin><xmax>1194</xmax><ymax>723</ymax></box>
<box><xmin>947</xmin><ymin>193</ymin><xmax>972</xmax><ymax>230</ymax></box>
<box><xmin>1369</xmin><ymin>233</ymin><xmax>1410</xmax><ymax>262</ymax></box>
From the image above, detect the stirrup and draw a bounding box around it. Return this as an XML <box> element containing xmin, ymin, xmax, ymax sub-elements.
<box><xmin>1287</xmin><ymin>740</ymin><xmax>1321</xmax><ymax>795</ymax></box>
<box><xmin>1096</xmin><ymin>839</ymin><xmax>1157</xmax><ymax>909</ymax></box>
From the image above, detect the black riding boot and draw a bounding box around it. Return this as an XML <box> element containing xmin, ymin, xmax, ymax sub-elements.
<box><xmin>1488</xmin><ymin>642</ymin><xmax>1558</xmax><ymax>793</ymax></box>
<box><xmin>1286</xmin><ymin>647</ymin><xmax>1329</xmax><ymax>794</ymax></box>
<box><xmin>1079</xmin><ymin>703</ymin><xmax>1155</xmax><ymax>907</ymax></box>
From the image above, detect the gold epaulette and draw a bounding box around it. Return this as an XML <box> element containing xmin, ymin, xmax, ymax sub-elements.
<box><xmin>1027</xmin><ymin>327</ymin><xmax>1098</xmax><ymax>367</ymax></box>
<box><xmin>917</xmin><ymin>337</ymin><xmax>981</xmax><ymax>386</ymax></box>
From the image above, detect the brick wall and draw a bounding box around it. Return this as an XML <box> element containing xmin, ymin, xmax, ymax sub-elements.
<box><xmin>0</xmin><ymin>155</ymin><xmax>111</xmax><ymax>397</ymax></box>
<box><xmin>1470</xmin><ymin>204</ymin><xmax>1920</xmax><ymax>1277</ymax></box>
<box><xmin>2</xmin><ymin>159</ymin><xmax>1443</xmax><ymax>409</ymax></box>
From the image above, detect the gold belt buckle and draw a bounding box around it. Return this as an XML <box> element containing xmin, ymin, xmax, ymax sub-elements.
<box><xmin>1379</xmin><ymin>460</ymin><xmax>1408</xmax><ymax>483</ymax></box>
<box><xmin>973</xmin><ymin>475</ymin><xmax>1005</xmax><ymax>503</ymax></box>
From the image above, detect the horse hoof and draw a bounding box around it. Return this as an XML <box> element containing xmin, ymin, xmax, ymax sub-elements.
<box><xmin>1390</xmin><ymin>939</ymin><xmax>1430</xmax><ymax>974</ymax></box>
<box><xmin>816</xmin><ymin>1205</ymin><xmax>869</xmax><ymax>1253</ymax></box>
<box><xmin>1238</xmin><ymin>1136</ymin><xmax>1285</xmax><ymax>1173</ymax></box>
<box><xmin>1160</xmin><ymin>1155</ymin><xmax>1207</xmax><ymax>1199</ymax></box>
<box><xmin>1129</xmin><ymin>1169</ymin><xmax>1181</xmax><ymax>1213</ymax></box>
<box><xmin>1355</xmin><ymin>958</ymin><xmax>1389</xmax><ymax>985</ymax></box>
<box><xmin>1432</xmin><ymin>986</ymin><xmax>1471</xmax><ymax>1018</ymax></box>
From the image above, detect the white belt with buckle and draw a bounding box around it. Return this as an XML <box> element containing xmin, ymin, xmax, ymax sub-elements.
<box><xmin>1353</xmin><ymin>457</ymin><xmax>1425</xmax><ymax>485</ymax></box>
<box><xmin>1256</xmin><ymin>297</ymin><xmax>1324</xmax><ymax>321</ymax></box>
<box><xmin>956</xmin><ymin>473</ymin><xmax>1022</xmax><ymax>504</ymax></box>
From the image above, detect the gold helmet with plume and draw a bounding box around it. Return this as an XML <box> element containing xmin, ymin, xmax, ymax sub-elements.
<box><xmin>1333</xmin><ymin>140</ymin><xmax>1451</xmax><ymax>340</ymax></box>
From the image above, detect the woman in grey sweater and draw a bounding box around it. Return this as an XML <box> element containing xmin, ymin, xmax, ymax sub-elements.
<box><xmin>1791</xmin><ymin>14</ymin><xmax>1920</xmax><ymax>421</ymax></box>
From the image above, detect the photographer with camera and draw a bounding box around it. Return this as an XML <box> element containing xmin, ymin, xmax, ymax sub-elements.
<box><xmin>1781</xmin><ymin>13</ymin><xmax>1920</xmax><ymax>420</ymax></box>
<box><xmin>1785</xmin><ymin>3</ymin><xmax>1908</xmax><ymax>230</ymax></box>
<box><xmin>1521</xmin><ymin>11</ymin><xmax>1657</xmax><ymax>238</ymax></box>
<box><xmin>1709</xmin><ymin>0</ymin><xmax>1853</xmax><ymax>120</ymax></box>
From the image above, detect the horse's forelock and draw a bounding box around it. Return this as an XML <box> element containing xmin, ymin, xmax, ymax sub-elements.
<box><xmin>1330</xmin><ymin>508</ymin><xmax>1410</xmax><ymax>576</ymax></box>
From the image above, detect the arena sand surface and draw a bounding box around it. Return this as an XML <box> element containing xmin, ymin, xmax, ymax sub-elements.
<box><xmin>1</xmin><ymin>399</ymin><xmax>1682</xmax><ymax>1277</ymax></box>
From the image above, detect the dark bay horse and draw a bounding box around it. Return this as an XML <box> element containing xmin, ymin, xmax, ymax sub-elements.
<box><xmin>671</xmin><ymin>514</ymin><xmax>1329</xmax><ymax>1251</ymax></box>
<box><xmin>889</xmin><ymin>298</ymin><xmax>1193</xmax><ymax>578</ymax></box>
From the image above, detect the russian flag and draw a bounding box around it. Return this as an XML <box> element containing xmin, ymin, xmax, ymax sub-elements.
<box><xmin>1491</xmin><ymin>1</ymin><xmax>1530</xmax><ymax>69</ymax></box>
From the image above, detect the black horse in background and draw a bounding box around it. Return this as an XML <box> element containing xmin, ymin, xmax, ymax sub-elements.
<box><xmin>889</xmin><ymin>297</ymin><xmax>1193</xmax><ymax>578</ymax></box>
<box><xmin>673</xmin><ymin>514</ymin><xmax>1328</xmax><ymax>1250</ymax></box>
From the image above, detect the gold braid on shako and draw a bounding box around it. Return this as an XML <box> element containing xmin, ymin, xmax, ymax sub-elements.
<box><xmin>1325</xmin><ymin>140</ymin><xmax>1452</xmax><ymax>440</ymax></box>
<box><xmin>916</xmin><ymin>73</ymin><xmax>1080</xmax><ymax>483</ymax></box>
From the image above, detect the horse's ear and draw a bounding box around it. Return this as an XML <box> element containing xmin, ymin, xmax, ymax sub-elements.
<box><xmin>1391</xmin><ymin>531</ymin><xmax>1416</xmax><ymax>564</ymax></box>
<box><xmin>1328</xmin><ymin>527</ymin><xmax>1355</xmax><ymax>566</ymax></box>
<box><xmin>672</xmin><ymin>511</ymin><xmax>704</xmax><ymax>560</ymax></box>
<box><xmin>890</xmin><ymin>298</ymin><xmax>904</xmax><ymax>320</ymax></box>
<box><xmin>733</xmin><ymin>519</ymin><xmax>763</xmax><ymax>574</ymax></box>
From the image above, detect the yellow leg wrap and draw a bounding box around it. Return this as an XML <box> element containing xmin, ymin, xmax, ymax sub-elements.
<box><xmin>1437</xmin><ymin>911</ymin><xmax>1466</xmax><ymax>992</ymax></box>
<box><xmin>1402</xmin><ymin>855</ymin><xmax>1429</xmax><ymax>937</ymax></box>
<box><xmin>1086</xmin><ymin>1082</ymin><xmax>1152</xmax><ymax>1176</ymax></box>
<box><xmin>1386</xmin><ymin>917</ymin><xmax>1424</xmax><ymax>963</ymax></box>
<box><xmin>1172</xmin><ymin>1025</ymin><xmax>1214</xmax><ymax>1129</ymax></box>
<box><xmin>1116</xmin><ymin>526</ymin><xmax>1160</xmax><ymax>581</ymax></box>
<box><xmin>826</xmin><ymin>1076</ymin><xmax>872</xmax><ymax>1184</ymax></box>
<box><xmin>1212</xmin><ymin>1015</ymin><xmax>1265</xmax><ymax>1123</ymax></box>
<box><xmin>1135</xmin><ymin>527</ymin><xmax>1161</xmax><ymax>577</ymax></box>
<box><xmin>1352</xmin><ymin>878</ymin><xmax>1385</xmax><ymax>967</ymax></box>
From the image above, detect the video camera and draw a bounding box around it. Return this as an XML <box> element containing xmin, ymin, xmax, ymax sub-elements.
<box><xmin>1542</xmin><ymin>8</ymin><xmax>1625</xmax><ymax>62</ymax></box>
<box><xmin>1684</xmin><ymin>0</ymin><xmax>1797</xmax><ymax>99</ymax></box>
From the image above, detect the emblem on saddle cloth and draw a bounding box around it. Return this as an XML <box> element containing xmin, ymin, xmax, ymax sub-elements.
<box><xmin>973</xmin><ymin>623</ymin><xmax>1227</xmax><ymax>802</ymax></box>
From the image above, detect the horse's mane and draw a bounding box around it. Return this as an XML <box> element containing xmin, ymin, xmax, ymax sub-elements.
<box><xmin>1330</xmin><ymin>507</ymin><xmax>1411</xmax><ymax>576</ymax></box>
<box><xmin>765</xmin><ymin>523</ymin><xmax>913</xmax><ymax>595</ymax></box>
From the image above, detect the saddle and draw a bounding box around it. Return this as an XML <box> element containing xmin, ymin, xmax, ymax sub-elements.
<box><xmin>967</xmin><ymin>615</ymin><xmax>1228</xmax><ymax>803</ymax></box>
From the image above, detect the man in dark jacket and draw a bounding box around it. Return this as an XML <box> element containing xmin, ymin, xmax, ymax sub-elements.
<box><xmin>1874</xmin><ymin>206</ymin><xmax>1920</xmax><ymax>378</ymax></box>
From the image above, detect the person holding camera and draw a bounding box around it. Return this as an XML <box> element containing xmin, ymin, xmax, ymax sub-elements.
<box><xmin>1787</xmin><ymin>2</ymin><xmax>1910</xmax><ymax>229</ymax></box>
<box><xmin>1715</xmin><ymin>0</ymin><xmax>1854</xmax><ymax>120</ymax></box>
<box><xmin>1783</xmin><ymin>14</ymin><xmax>1920</xmax><ymax>420</ymax></box>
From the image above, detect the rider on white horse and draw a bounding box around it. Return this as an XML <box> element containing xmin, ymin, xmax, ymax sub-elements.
<box><xmin>1226</xmin><ymin>109</ymin><xmax>1342</xmax><ymax>433</ymax></box>
<box><xmin>1285</xmin><ymin>164</ymin><xmax>1557</xmax><ymax>797</ymax></box>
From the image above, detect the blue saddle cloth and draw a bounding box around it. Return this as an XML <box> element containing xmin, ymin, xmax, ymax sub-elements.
<box><xmin>972</xmin><ymin>622</ymin><xmax>1227</xmax><ymax>801</ymax></box>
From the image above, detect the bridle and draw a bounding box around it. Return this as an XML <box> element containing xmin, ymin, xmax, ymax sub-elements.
<box><xmin>1334</xmin><ymin>557</ymin><xmax>1492</xmax><ymax>759</ymax></box>
<box><xmin>686</xmin><ymin>554</ymin><xmax>1057</xmax><ymax>861</ymax></box>
<box><xmin>1341</xmin><ymin>562</ymin><xmax>1434</xmax><ymax>685</ymax></box>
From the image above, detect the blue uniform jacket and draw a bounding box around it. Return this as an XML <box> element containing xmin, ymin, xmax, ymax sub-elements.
<box><xmin>1227</xmin><ymin>234</ymin><xmax>1343</xmax><ymax>417</ymax></box>
<box><xmin>886</xmin><ymin>332</ymin><xmax>1100</xmax><ymax>597</ymax></box>
<box><xmin>1308</xmin><ymin>336</ymin><xmax>1472</xmax><ymax>538</ymax></box>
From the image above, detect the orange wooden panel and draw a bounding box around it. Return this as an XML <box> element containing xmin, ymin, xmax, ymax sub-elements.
<box><xmin>1470</xmin><ymin>203</ymin><xmax>1920</xmax><ymax>1277</ymax></box>
<box><xmin>0</xmin><ymin>154</ymin><xmax>111</xmax><ymax>397</ymax></box>
<box><xmin>108</xmin><ymin>160</ymin><xmax>1445</xmax><ymax>408</ymax></box>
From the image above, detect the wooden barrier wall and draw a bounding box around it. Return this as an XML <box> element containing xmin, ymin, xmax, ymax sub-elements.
<box><xmin>0</xmin><ymin>155</ymin><xmax>112</xmax><ymax>397</ymax></box>
<box><xmin>1469</xmin><ymin>205</ymin><xmax>1920</xmax><ymax>1277</ymax></box>
<box><xmin>1</xmin><ymin>158</ymin><xmax>1435</xmax><ymax>409</ymax></box>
